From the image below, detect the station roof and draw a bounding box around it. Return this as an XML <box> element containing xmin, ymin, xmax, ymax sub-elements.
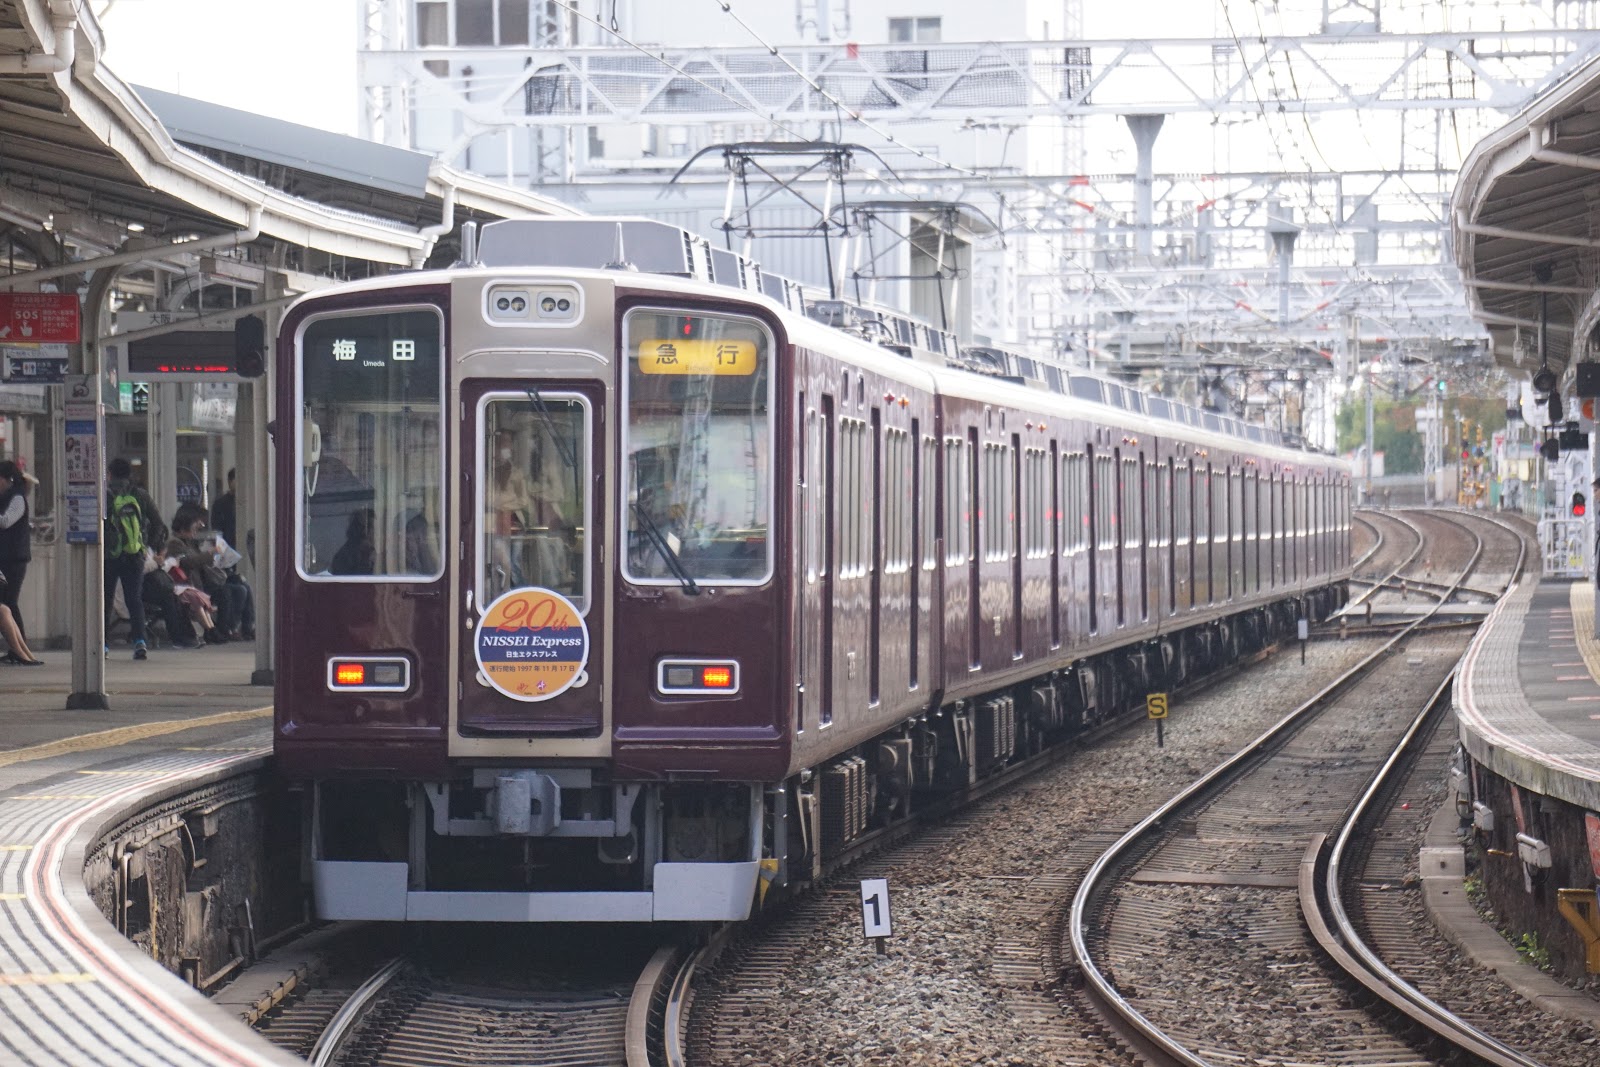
<box><xmin>1453</xmin><ymin>51</ymin><xmax>1600</xmax><ymax>384</ymax></box>
<box><xmin>0</xmin><ymin>0</ymin><xmax>575</xmax><ymax>275</ymax></box>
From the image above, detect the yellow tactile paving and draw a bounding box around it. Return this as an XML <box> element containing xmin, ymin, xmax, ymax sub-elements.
<box><xmin>1568</xmin><ymin>582</ymin><xmax>1600</xmax><ymax>685</ymax></box>
<box><xmin>0</xmin><ymin>973</ymin><xmax>96</xmax><ymax>987</ymax></box>
<box><xmin>0</xmin><ymin>707</ymin><xmax>270</xmax><ymax>770</ymax></box>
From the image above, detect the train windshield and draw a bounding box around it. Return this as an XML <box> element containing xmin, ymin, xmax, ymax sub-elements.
<box><xmin>622</xmin><ymin>308</ymin><xmax>773</xmax><ymax>585</ymax></box>
<box><xmin>296</xmin><ymin>307</ymin><xmax>445</xmax><ymax>581</ymax></box>
<box><xmin>478</xmin><ymin>392</ymin><xmax>590</xmax><ymax>610</ymax></box>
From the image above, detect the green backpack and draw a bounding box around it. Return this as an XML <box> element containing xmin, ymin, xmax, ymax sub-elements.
<box><xmin>107</xmin><ymin>490</ymin><xmax>145</xmax><ymax>558</ymax></box>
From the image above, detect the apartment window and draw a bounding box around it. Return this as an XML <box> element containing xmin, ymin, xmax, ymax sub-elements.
<box><xmin>888</xmin><ymin>16</ymin><xmax>942</xmax><ymax>42</ymax></box>
<box><xmin>417</xmin><ymin>2</ymin><xmax>448</xmax><ymax>46</ymax></box>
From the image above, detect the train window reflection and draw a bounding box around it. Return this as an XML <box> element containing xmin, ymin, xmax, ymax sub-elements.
<box><xmin>479</xmin><ymin>394</ymin><xmax>589</xmax><ymax>610</ymax></box>
<box><xmin>297</xmin><ymin>308</ymin><xmax>443</xmax><ymax>582</ymax></box>
<box><xmin>623</xmin><ymin>309</ymin><xmax>773</xmax><ymax>585</ymax></box>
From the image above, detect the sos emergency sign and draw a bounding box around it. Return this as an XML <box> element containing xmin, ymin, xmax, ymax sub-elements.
<box><xmin>0</xmin><ymin>294</ymin><xmax>79</xmax><ymax>345</ymax></box>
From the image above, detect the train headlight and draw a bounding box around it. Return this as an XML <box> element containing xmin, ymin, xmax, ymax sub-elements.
<box><xmin>486</xmin><ymin>284</ymin><xmax>581</xmax><ymax>324</ymax></box>
<box><xmin>656</xmin><ymin>658</ymin><xmax>741</xmax><ymax>696</ymax></box>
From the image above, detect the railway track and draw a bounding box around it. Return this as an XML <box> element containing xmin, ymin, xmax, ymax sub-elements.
<box><xmin>1069</xmin><ymin>510</ymin><xmax>1557</xmax><ymax>1066</ymax></box>
<box><xmin>250</xmin><ymin>926</ymin><xmax>683</xmax><ymax>1067</ymax></box>
<box><xmin>244</xmin><ymin>512</ymin><xmax>1513</xmax><ymax>1067</ymax></box>
<box><xmin>671</xmin><ymin>525</ymin><xmax>1440</xmax><ymax>1064</ymax></box>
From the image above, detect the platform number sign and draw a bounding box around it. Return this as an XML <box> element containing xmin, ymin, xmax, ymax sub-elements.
<box><xmin>860</xmin><ymin>878</ymin><xmax>892</xmax><ymax>954</ymax></box>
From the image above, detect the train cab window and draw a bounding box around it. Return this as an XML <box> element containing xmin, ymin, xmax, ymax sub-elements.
<box><xmin>479</xmin><ymin>394</ymin><xmax>590</xmax><ymax>608</ymax></box>
<box><xmin>296</xmin><ymin>307</ymin><xmax>445</xmax><ymax>582</ymax></box>
<box><xmin>623</xmin><ymin>308</ymin><xmax>773</xmax><ymax>585</ymax></box>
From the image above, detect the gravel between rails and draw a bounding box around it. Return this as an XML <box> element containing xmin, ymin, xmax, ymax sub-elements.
<box><xmin>688</xmin><ymin>636</ymin><xmax>1391</xmax><ymax>1066</ymax></box>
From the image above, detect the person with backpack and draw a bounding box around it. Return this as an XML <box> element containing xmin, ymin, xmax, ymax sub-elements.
<box><xmin>104</xmin><ymin>457</ymin><xmax>166</xmax><ymax>660</ymax></box>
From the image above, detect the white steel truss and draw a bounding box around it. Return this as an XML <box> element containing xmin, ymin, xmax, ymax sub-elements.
<box><xmin>359</xmin><ymin>29</ymin><xmax>1600</xmax><ymax>134</ymax></box>
<box><xmin>356</xmin><ymin>1</ymin><xmax>1600</xmax><ymax>394</ymax></box>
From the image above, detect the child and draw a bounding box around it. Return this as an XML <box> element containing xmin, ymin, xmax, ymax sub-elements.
<box><xmin>162</xmin><ymin>538</ymin><xmax>216</xmax><ymax>635</ymax></box>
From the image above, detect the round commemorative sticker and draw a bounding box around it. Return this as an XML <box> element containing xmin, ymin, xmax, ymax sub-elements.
<box><xmin>474</xmin><ymin>587</ymin><xmax>590</xmax><ymax>702</ymax></box>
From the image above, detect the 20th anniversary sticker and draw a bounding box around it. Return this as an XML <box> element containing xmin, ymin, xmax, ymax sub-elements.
<box><xmin>474</xmin><ymin>586</ymin><xmax>590</xmax><ymax>702</ymax></box>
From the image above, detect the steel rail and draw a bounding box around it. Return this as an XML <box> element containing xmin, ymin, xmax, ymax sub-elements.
<box><xmin>307</xmin><ymin>956</ymin><xmax>406</xmax><ymax>1067</ymax></box>
<box><xmin>1307</xmin><ymin>680</ymin><xmax>1547</xmax><ymax>1067</ymax></box>
<box><xmin>1345</xmin><ymin>509</ymin><xmax>1426</xmax><ymax>613</ymax></box>
<box><xmin>1067</xmin><ymin>509</ymin><xmax>1483</xmax><ymax>1066</ymax></box>
<box><xmin>1307</xmin><ymin>513</ymin><xmax>1538</xmax><ymax>1066</ymax></box>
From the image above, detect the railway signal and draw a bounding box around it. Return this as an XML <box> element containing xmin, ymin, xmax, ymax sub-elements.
<box><xmin>1573</xmin><ymin>491</ymin><xmax>1588</xmax><ymax>518</ymax></box>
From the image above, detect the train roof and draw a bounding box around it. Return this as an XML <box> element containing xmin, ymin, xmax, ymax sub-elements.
<box><xmin>286</xmin><ymin>217</ymin><xmax>1343</xmax><ymax>471</ymax></box>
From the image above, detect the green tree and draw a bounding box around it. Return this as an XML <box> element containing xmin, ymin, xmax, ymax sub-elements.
<box><xmin>1337</xmin><ymin>397</ymin><xmax>1423</xmax><ymax>474</ymax></box>
<box><xmin>1336</xmin><ymin>391</ymin><xmax>1508</xmax><ymax>474</ymax></box>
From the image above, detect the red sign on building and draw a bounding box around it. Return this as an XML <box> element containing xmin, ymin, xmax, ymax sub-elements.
<box><xmin>0</xmin><ymin>293</ymin><xmax>81</xmax><ymax>344</ymax></box>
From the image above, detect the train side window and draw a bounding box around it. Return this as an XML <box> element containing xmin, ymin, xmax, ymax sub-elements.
<box><xmin>1122</xmin><ymin>457</ymin><xmax>1139</xmax><ymax>550</ymax></box>
<box><xmin>1023</xmin><ymin>447</ymin><xmax>1048</xmax><ymax>558</ymax></box>
<box><xmin>884</xmin><ymin>427</ymin><xmax>911</xmax><ymax>573</ymax></box>
<box><xmin>921</xmin><ymin>436</ymin><xmax>938</xmax><ymax>570</ymax></box>
<box><xmin>805</xmin><ymin>407</ymin><xmax>822</xmax><ymax>583</ymax></box>
<box><xmin>943</xmin><ymin>435</ymin><xmax>967</xmax><ymax>567</ymax></box>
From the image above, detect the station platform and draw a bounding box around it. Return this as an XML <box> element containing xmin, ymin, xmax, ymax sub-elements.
<box><xmin>1456</xmin><ymin>576</ymin><xmax>1600</xmax><ymax>813</ymax></box>
<box><xmin>0</xmin><ymin>648</ymin><xmax>295</xmax><ymax>1065</ymax></box>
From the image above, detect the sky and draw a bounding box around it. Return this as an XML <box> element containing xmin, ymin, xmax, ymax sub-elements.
<box><xmin>98</xmin><ymin>0</ymin><xmax>360</xmax><ymax>135</ymax></box>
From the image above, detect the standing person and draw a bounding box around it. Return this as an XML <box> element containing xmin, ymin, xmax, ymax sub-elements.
<box><xmin>212</xmin><ymin>468</ymin><xmax>237</xmax><ymax>546</ymax></box>
<box><xmin>0</xmin><ymin>459</ymin><xmax>31</xmax><ymax>641</ymax></box>
<box><xmin>104</xmin><ymin>457</ymin><xmax>165</xmax><ymax>660</ymax></box>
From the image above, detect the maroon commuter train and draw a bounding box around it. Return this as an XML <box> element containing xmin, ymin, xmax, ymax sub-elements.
<box><xmin>274</xmin><ymin>218</ymin><xmax>1351</xmax><ymax>923</ymax></box>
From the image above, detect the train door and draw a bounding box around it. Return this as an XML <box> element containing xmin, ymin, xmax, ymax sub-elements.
<box><xmin>1166</xmin><ymin>458</ymin><xmax>1177</xmax><ymax>615</ymax></box>
<box><xmin>1113</xmin><ymin>448</ymin><xmax>1125</xmax><ymax>628</ymax></box>
<box><xmin>968</xmin><ymin>427</ymin><xmax>981</xmax><ymax>668</ymax></box>
<box><xmin>870</xmin><ymin>408</ymin><xmax>883</xmax><ymax>705</ymax></box>
<box><xmin>821</xmin><ymin>395</ymin><xmax>836</xmax><ymax>726</ymax></box>
<box><xmin>458</xmin><ymin>381</ymin><xmax>604</xmax><ymax>736</ymax></box>
<box><xmin>1011</xmin><ymin>433</ymin><xmax>1023</xmax><ymax>657</ymax></box>
<box><xmin>1137</xmin><ymin>452</ymin><xmax>1149</xmax><ymax>622</ymax></box>
<box><xmin>1049</xmin><ymin>441</ymin><xmax>1061</xmax><ymax>649</ymax></box>
<box><xmin>1086</xmin><ymin>445</ymin><xmax>1098</xmax><ymax>635</ymax></box>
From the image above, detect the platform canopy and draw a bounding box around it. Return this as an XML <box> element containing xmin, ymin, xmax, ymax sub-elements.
<box><xmin>0</xmin><ymin>0</ymin><xmax>576</xmax><ymax>277</ymax></box>
<box><xmin>1454</xmin><ymin>51</ymin><xmax>1600</xmax><ymax>386</ymax></box>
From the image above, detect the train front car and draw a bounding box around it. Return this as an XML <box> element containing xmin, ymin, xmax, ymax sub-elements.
<box><xmin>275</xmin><ymin>220</ymin><xmax>788</xmax><ymax>922</ymax></box>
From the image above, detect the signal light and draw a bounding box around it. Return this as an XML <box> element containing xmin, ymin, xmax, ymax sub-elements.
<box><xmin>1573</xmin><ymin>492</ymin><xmax>1588</xmax><ymax>518</ymax></box>
<box><xmin>334</xmin><ymin>662</ymin><xmax>366</xmax><ymax>686</ymax></box>
<box><xmin>701</xmin><ymin>666</ymin><xmax>733</xmax><ymax>689</ymax></box>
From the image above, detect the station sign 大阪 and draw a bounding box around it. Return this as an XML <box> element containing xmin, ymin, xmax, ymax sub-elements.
<box><xmin>113</xmin><ymin>312</ymin><xmax>244</xmax><ymax>382</ymax></box>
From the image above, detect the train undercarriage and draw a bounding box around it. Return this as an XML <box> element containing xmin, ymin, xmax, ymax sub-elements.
<box><xmin>308</xmin><ymin>585</ymin><xmax>1345</xmax><ymax>922</ymax></box>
